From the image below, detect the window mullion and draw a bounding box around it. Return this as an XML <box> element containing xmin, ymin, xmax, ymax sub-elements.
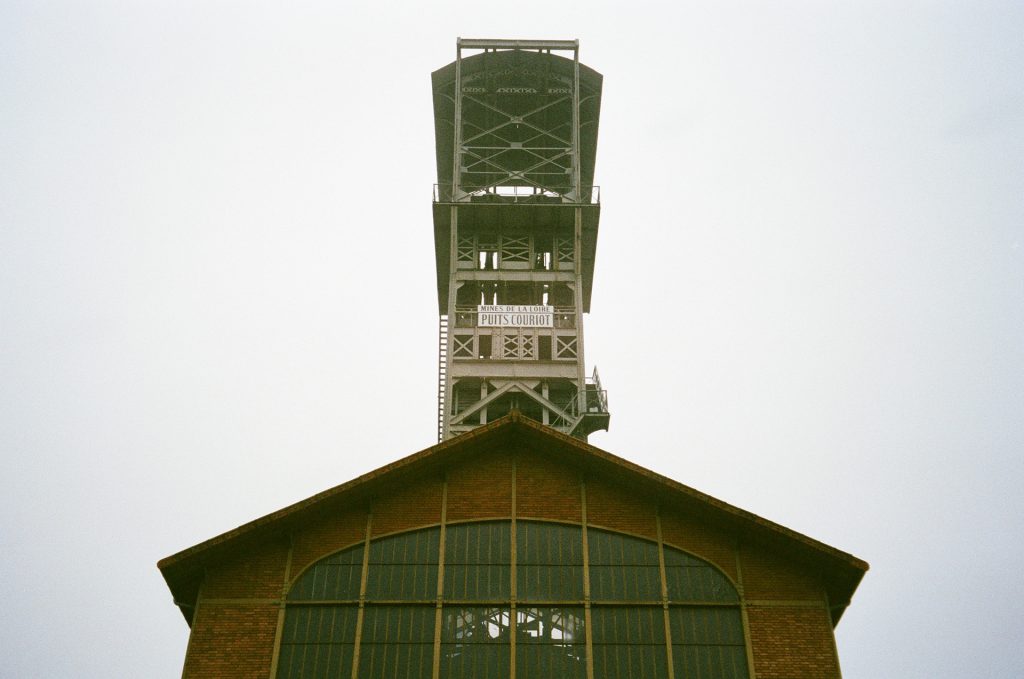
<box><xmin>349</xmin><ymin>504</ymin><xmax>373</xmax><ymax>679</ymax></box>
<box><xmin>735</xmin><ymin>542</ymin><xmax>756</xmax><ymax>679</ymax></box>
<box><xmin>656</xmin><ymin>510</ymin><xmax>676</xmax><ymax>679</ymax></box>
<box><xmin>510</xmin><ymin>455</ymin><xmax>517</xmax><ymax>679</ymax></box>
<box><xmin>580</xmin><ymin>477</ymin><xmax>594</xmax><ymax>679</ymax></box>
<box><xmin>432</xmin><ymin>474</ymin><xmax>448</xmax><ymax>679</ymax></box>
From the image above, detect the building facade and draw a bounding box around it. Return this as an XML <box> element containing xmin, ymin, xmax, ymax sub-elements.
<box><xmin>159</xmin><ymin>40</ymin><xmax>867</xmax><ymax>678</ymax></box>
<box><xmin>160</xmin><ymin>416</ymin><xmax>866</xmax><ymax>678</ymax></box>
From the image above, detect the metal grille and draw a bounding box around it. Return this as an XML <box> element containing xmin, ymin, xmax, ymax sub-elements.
<box><xmin>453</xmin><ymin>334</ymin><xmax>474</xmax><ymax>359</ymax></box>
<box><xmin>554</xmin><ymin>335</ymin><xmax>577</xmax><ymax>359</ymax></box>
<box><xmin>500</xmin><ymin>332</ymin><xmax>535</xmax><ymax>360</ymax></box>
<box><xmin>499</xmin><ymin>234</ymin><xmax>530</xmax><ymax>263</ymax></box>
<box><xmin>555</xmin><ymin>237</ymin><xmax>574</xmax><ymax>265</ymax></box>
<box><xmin>456</xmin><ymin>236</ymin><xmax>476</xmax><ymax>264</ymax></box>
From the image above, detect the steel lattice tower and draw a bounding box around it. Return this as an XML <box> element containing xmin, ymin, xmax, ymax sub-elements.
<box><xmin>432</xmin><ymin>39</ymin><xmax>609</xmax><ymax>441</ymax></box>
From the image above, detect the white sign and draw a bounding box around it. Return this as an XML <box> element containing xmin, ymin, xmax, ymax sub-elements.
<box><xmin>478</xmin><ymin>305</ymin><xmax>553</xmax><ymax>328</ymax></box>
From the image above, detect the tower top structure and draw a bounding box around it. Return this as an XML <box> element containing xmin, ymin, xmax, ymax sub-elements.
<box><xmin>431</xmin><ymin>39</ymin><xmax>609</xmax><ymax>442</ymax></box>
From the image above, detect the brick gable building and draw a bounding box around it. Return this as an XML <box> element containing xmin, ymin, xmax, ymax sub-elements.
<box><xmin>159</xmin><ymin>414</ymin><xmax>867</xmax><ymax>678</ymax></box>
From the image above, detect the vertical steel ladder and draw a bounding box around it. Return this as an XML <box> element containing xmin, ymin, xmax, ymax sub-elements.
<box><xmin>437</xmin><ymin>315</ymin><xmax>449</xmax><ymax>441</ymax></box>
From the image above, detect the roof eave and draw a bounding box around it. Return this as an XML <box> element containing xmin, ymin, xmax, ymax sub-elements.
<box><xmin>158</xmin><ymin>413</ymin><xmax>867</xmax><ymax>625</ymax></box>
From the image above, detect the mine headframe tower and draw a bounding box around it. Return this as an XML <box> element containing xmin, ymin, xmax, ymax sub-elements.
<box><xmin>432</xmin><ymin>39</ymin><xmax>609</xmax><ymax>442</ymax></box>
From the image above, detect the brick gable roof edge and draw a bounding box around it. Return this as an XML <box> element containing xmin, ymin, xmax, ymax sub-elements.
<box><xmin>158</xmin><ymin>412</ymin><xmax>867</xmax><ymax>625</ymax></box>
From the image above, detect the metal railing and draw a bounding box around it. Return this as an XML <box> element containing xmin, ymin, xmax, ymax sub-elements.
<box><xmin>434</xmin><ymin>184</ymin><xmax>600</xmax><ymax>205</ymax></box>
<box><xmin>585</xmin><ymin>367</ymin><xmax>608</xmax><ymax>412</ymax></box>
<box><xmin>548</xmin><ymin>367</ymin><xmax>609</xmax><ymax>430</ymax></box>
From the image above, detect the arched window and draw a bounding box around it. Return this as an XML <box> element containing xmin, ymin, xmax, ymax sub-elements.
<box><xmin>277</xmin><ymin>521</ymin><xmax>748</xmax><ymax>679</ymax></box>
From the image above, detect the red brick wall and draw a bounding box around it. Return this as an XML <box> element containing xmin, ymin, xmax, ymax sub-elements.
<box><xmin>516</xmin><ymin>449</ymin><xmax>581</xmax><ymax>522</ymax></box>
<box><xmin>371</xmin><ymin>473</ymin><xmax>443</xmax><ymax>537</ymax></box>
<box><xmin>447</xmin><ymin>450</ymin><xmax>512</xmax><ymax>521</ymax></box>
<box><xmin>180</xmin><ymin>446</ymin><xmax>843</xmax><ymax>678</ymax></box>
<box><xmin>202</xmin><ymin>538</ymin><xmax>288</xmax><ymax>599</ymax></box>
<box><xmin>289</xmin><ymin>505</ymin><xmax>367</xmax><ymax>580</ymax></box>
<box><xmin>585</xmin><ymin>476</ymin><xmax>658</xmax><ymax>540</ymax></box>
<box><xmin>739</xmin><ymin>543</ymin><xmax>824</xmax><ymax>601</ymax></box>
<box><xmin>660</xmin><ymin>509</ymin><xmax>738</xmax><ymax>582</ymax></box>
<box><xmin>747</xmin><ymin>605</ymin><xmax>840</xmax><ymax>679</ymax></box>
<box><xmin>183</xmin><ymin>603</ymin><xmax>279</xmax><ymax>678</ymax></box>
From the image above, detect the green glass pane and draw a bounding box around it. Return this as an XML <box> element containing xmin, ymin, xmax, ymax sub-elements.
<box><xmin>359</xmin><ymin>642</ymin><xmax>434</xmax><ymax>679</ymax></box>
<box><xmin>361</xmin><ymin>528</ymin><xmax>441</xmax><ymax>600</ymax></box>
<box><xmin>444</xmin><ymin>564</ymin><xmax>511</xmax><ymax>600</ymax></box>
<box><xmin>361</xmin><ymin>606</ymin><xmax>436</xmax><ymax>643</ymax></box>
<box><xmin>664</xmin><ymin>548</ymin><xmax>738</xmax><ymax>603</ymax></box>
<box><xmin>442</xmin><ymin>606</ymin><xmax>512</xmax><ymax>643</ymax></box>
<box><xmin>517</xmin><ymin>523</ymin><xmax>584</xmax><ymax>601</ymax></box>
<box><xmin>668</xmin><ymin>606</ymin><xmax>744</xmax><ymax>645</ymax></box>
<box><xmin>444</xmin><ymin>523</ymin><xmax>511</xmax><ymax>599</ymax></box>
<box><xmin>517</xmin><ymin>563</ymin><xmax>585</xmax><ymax>601</ymax></box>
<box><xmin>365</xmin><ymin>563</ymin><xmax>438</xmax><ymax>600</ymax></box>
<box><xmin>588</xmin><ymin>530</ymin><xmax>662</xmax><ymax>601</ymax></box>
<box><xmin>440</xmin><ymin>642</ymin><xmax>509</xmax><ymax>679</ymax></box>
<box><xmin>588</xmin><ymin>529</ymin><xmax>660</xmax><ymax>566</ymax></box>
<box><xmin>515</xmin><ymin>606</ymin><xmax>585</xmax><ymax>643</ymax></box>
<box><xmin>370</xmin><ymin>528</ymin><xmax>441</xmax><ymax>565</ymax></box>
<box><xmin>517</xmin><ymin>522</ymin><xmax>583</xmax><ymax>564</ymax></box>
<box><xmin>358</xmin><ymin>607</ymin><xmax>435</xmax><ymax>679</ymax></box>
<box><xmin>591</xmin><ymin>607</ymin><xmax>668</xmax><ymax>679</ymax></box>
<box><xmin>517</xmin><ymin>642</ymin><xmax>587</xmax><ymax>679</ymax></box>
<box><xmin>446</xmin><ymin>522</ymin><xmax>511</xmax><ymax>564</ymax></box>
<box><xmin>590</xmin><ymin>606</ymin><xmax>665</xmax><ymax>644</ymax></box>
<box><xmin>589</xmin><ymin>564</ymin><xmax>661</xmax><ymax>601</ymax></box>
<box><xmin>673</xmin><ymin>644</ymin><xmax>749</xmax><ymax>679</ymax></box>
<box><xmin>591</xmin><ymin>643</ymin><xmax>667</xmax><ymax>679</ymax></box>
<box><xmin>440</xmin><ymin>608</ymin><xmax>511</xmax><ymax>679</ymax></box>
<box><xmin>516</xmin><ymin>605</ymin><xmax>586</xmax><ymax>678</ymax></box>
<box><xmin>288</xmin><ymin>544</ymin><xmax>363</xmax><ymax>600</ymax></box>
<box><xmin>291</xmin><ymin>644</ymin><xmax>353</xmax><ymax>679</ymax></box>
<box><xmin>277</xmin><ymin>606</ymin><xmax>358</xmax><ymax>679</ymax></box>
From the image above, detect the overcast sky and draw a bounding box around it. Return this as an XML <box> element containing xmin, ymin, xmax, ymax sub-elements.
<box><xmin>2</xmin><ymin>1</ymin><xmax>1022</xmax><ymax>677</ymax></box>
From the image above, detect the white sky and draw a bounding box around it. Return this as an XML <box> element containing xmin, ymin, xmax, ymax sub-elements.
<box><xmin>2</xmin><ymin>1</ymin><xmax>1022</xmax><ymax>677</ymax></box>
